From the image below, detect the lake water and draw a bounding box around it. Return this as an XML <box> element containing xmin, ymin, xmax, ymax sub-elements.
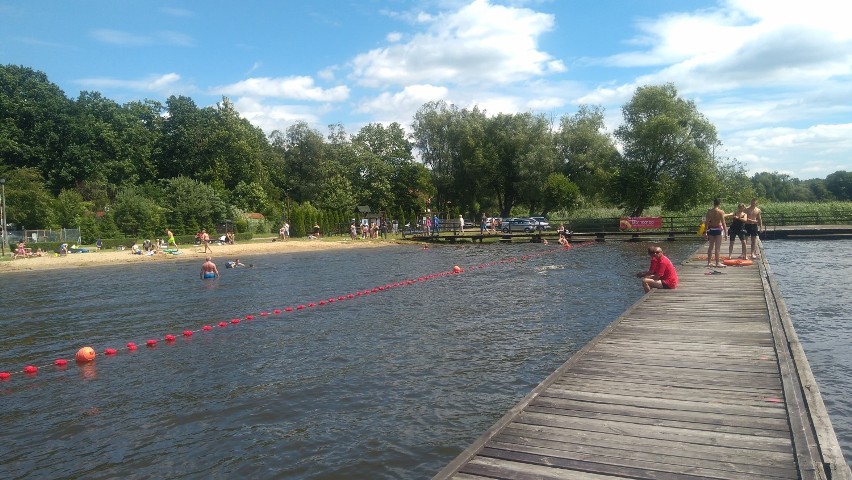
<box><xmin>762</xmin><ymin>239</ymin><xmax>852</xmax><ymax>466</ymax></box>
<box><xmin>0</xmin><ymin>239</ymin><xmax>848</xmax><ymax>478</ymax></box>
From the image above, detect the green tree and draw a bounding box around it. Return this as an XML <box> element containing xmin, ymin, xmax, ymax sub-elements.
<box><xmin>540</xmin><ymin>173</ymin><xmax>581</xmax><ymax>216</ymax></box>
<box><xmin>555</xmin><ymin>105</ymin><xmax>620</xmax><ymax>203</ymax></box>
<box><xmin>0</xmin><ymin>167</ymin><xmax>56</xmax><ymax>228</ymax></box>
<box><xmin>111</xmin><ymin>187</ymin><xmax>164</xmax><ymax>237</ymax></box>
<box><xmin>54</xmin><ymin>189</ymin><xmax>92</xmax><ymax>228</ymax></box>
<box><xmin>271</xmin><ymin>121</ymin><xmax>326</xmax><ymax>204</ymax></box>
<box><xmin>825</xmin><ymin>170</ymin><xmax>852</xmax><ymax>200</ymax></box>
<box><xmin>0</xmin><ymin>65</ymin><xmax>72</xmax><ymax>184</ymax></box>
<box><xmin>162</xmin><ymin>176</ymin><xmax>226</xmax><ymax>234</ymax></box>
<box><xmin>613</xmin><ymin>84</ymin><xmax>719</xmax><ymax>216</ymax></box>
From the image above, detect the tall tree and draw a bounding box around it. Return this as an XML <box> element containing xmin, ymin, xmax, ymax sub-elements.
<box><xmin>0</xmin><ymin>65</ymin><xmax>72</xmax><ymax>187</ymax></box>
<box><xmin>271</xmin><ymin>121</ymin><xmax>326</xmax><ymax>204</ymax></box>
<box><xmin>613</xmin><ymin>84</ymin><xmax>719</xmax><ymax>216</ymax></box>
<box><xmin>825</xmin><ymin>170</ymin><xmax>852</xmax><ymax>200</ymax></box>
<box><xmin>555</xmin><ymin>105</ymin><xmax>620</xmax><ymax>203</ymax></box>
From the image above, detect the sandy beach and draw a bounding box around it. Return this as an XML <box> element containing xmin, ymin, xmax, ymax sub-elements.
<box><xmin>0</xmin><ymin>237</ymin><xmax>404</xmax><ymax>273</ymax></box>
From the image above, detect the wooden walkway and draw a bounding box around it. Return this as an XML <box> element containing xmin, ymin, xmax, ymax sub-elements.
<box><xmin>434</xmin><ymin>242</ymin><xmax>850</xmax><ymax>479</ymax></box>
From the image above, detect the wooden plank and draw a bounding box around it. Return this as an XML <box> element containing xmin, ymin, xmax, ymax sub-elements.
<box><xmin>433</xmin><ymin>242</ymin><xmax>851</xmax><ymax>480</ymax></box>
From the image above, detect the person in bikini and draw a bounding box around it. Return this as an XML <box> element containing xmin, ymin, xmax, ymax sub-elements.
<box><xmin>726</xmin><ymin>203</ymin><xmax>748</xmax><ymax>259</ymax></box>
<box><xmin>703</xmin><ymin>198</ymin><xmax>727</xmax><ymax>268</ymax></box>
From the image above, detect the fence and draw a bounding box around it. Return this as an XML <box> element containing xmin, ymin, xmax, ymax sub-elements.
<box><xmin>21</xmin><ymin>228</ymin><xmax>82</xmax><ymax>244</ymax></box>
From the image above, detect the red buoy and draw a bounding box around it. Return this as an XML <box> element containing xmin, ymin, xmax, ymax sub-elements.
<box><xmin>164</xmin><ymin>335</ymin><xmax>176</xmax><ymax>342</ymax></box>
<box><xmin>146</xmin><ymin>339</ymin><xmax>158</xmax><ymax>346</ymax></box>
<box><xmin>24</xmin><ymin>365</ymin><xmax>38</xmax><ymax>374</ymax></box>
<box><xmin>202</xmin><ymin>325</ymin><xmax>213</xmax><ymax>331</ymax></box>
<box><xmin>127</xmin><ymin>342</ymin><xmax>138</xmax><ymax>350</ymax></box>
<box><xmin>104</xmin><ymin>348</ymin><xmax>117</xmax><ymax>355</ymax></box>
<box><xmin>285</xmin><ymin>307</ymin><xmax>293</xmax><ymax>312</ymax></box>
<box><xmin>297</xmin><ymin>305</ymin><xmax>305</xmax><ymax>310</ymax></box>
<box><xmin>246</xmin><ymin>315</ymin><xmax>255</xmax><ymax>320</ymax></box>
<box><xmin>183</xmin><ymin>330</ymin><xmax>193</xmax><ymax>336</ymax></box>
<box><xmin>273</xmin><ymin>309</ymin><xmax>281</xmax><ymax>314</ymax></box>
<box><xmin>0</xmin><ymin>372</ymin><xmax>11</xmax><ymax>380</ymax></box>
<box><xmin>231</xmin><ymin>319</ymin><xmax>240</xmax><ymax>324</ymax></box>
<box><xmin>259</xmin><ymin>312</ymin><xmax>268</xmax><ymax>316</ymax></box>
<box><xmin>54</xmin><ymin>359</ymin><xmax>68</xmax><ymax>366</ymax></box>
<box><xmin>218</xmin><ymin>322</ymin><xmax>227</xmax><ymax>327</ymax></box>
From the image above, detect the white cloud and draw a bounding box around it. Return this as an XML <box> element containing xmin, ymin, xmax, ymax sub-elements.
<box><xmin>725</xmin><ymin>123</ymin><xmax>852</xmax><ymax>178</ymax></box>
<box><xmin>603</xmin><ymin>0</ymin><xmax>852</xmax><ymax>91</ymax></box>
<box><xmin>232</xmin><ymin>97</ymin><xmax>326</xmax><ymax>133</ymax></box>
<box><xmin>357</xmin><ymin>84</ymin><xmax>449</xmax><ymax>118</ymax></box>
<box><xmin>213</xmin><ymin>76</ymin><xmax>349</xmax><ymax>102</ymax></box>
<box><xmin>89</xmin><ymin>29</ymin><xmax>195</xmax><ymax>47</ymax></box>
<box><xmin>351</xmin><ymin>0</ymin><xmax>564</xmax><ymax>87</ymax></box>
<box><xmin>76</xmin><ymin>73</ymin><xmax>187</xmax><ymax>94</ymax></box>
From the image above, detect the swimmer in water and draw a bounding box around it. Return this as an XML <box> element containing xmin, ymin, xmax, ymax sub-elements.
<box><xmin>200</xmin><ymin>256</ymin><xmax>220</xmax><ymax>279</ymax></box>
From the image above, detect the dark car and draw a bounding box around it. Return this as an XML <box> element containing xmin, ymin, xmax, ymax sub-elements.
<box><xmin>501</xmin><ymin>218</ymin><xmax>539</xmax><ymax>233</ymax></box>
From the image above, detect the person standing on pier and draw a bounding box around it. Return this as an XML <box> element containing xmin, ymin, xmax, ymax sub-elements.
<box><xmin>704</xmin><ymin>198</ymin><xmax>727</xmax><ymax>268</ymax></box>
<box><xmin>727</xmin><ymin>203</ymin><xmax>748</xmax><ymax>259</ymax></box>
<box><xmin>744</xmin><ymin>198</ymin><xmax>764</xmax><ymax>259</ymax></box>
<box><xmin>636</xmin><ymin>246</ymin><xmax>678</xmax><ymax>293</ymax></box>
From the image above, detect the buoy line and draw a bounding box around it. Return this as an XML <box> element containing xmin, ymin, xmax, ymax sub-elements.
<box><xmin>0</xmin><ymin>242</ymin><xmax>594</xmax><ymax>383</ymax></box>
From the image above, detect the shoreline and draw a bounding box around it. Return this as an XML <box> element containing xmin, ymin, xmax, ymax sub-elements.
<box><xmin>0</xmin><ymin>237</ymin><xmax>409</xmax><ymax>273</ymax></box>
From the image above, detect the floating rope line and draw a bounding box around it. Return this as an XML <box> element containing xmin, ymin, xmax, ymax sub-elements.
<box><xmin>0</xmin><ymin>242</ymin><xmax>594</xmax><ymax>383</ymax></box>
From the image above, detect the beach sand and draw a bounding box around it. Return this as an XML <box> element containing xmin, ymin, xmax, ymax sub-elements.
<box><xmin>0</xmin><ymin>238</ymin><xmax>404</xmax><ymax>274</ymax></box>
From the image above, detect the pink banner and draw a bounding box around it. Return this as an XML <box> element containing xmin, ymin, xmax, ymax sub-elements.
<box><xmin>619</xmin><ymin>217</ymin><xmax>663</xmax><ymax>229</ymax></box>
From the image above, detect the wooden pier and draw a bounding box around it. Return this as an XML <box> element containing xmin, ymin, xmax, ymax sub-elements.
<box><xmin>434</xmin><ymin>242</ymin><xmax>851</xmax><ymax>479</ymax></box>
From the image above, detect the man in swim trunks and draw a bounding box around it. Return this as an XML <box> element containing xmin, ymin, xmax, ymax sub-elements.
<box><xmin>744</xmin><ymin>198</ymin><xmax>763</xmax><ymax>259</ymax></box>
<box><xmin>166</xmin><ymin>228</ymin><xmax>177</xmax><ymax>249</ymax></box>
<box><xmin>703</xmin><ymin>198</ymin><xmax>727</xmax><ymax>268</ymax></box>
<box><xmin>200</xmin><ymin>256</ymin><xmax>219</xmax><ymax>279</ymax></box>
<box><xmin>636</xmin><ymin>246</ymin><xmax>678</xmax><ymax>293</ymax></box>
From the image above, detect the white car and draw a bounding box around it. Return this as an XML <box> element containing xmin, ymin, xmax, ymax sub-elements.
<box><xmin>530</xmin><ymin>216</ymin><xmax>551</xmax><ymax>230</ymax></box>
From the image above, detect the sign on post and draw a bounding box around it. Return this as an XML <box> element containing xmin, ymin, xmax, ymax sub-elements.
<box><xmin>619</xmin><ymin>217</ymin><xmax>663</xmax><ymax>229</ymax></box>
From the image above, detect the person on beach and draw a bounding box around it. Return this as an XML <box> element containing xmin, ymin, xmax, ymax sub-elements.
<box><xmin>744</xmin><ymin>198</ymin><xmax>764</xmax><ymax>259</ymax></box>
<box><xmin>200</xmin><ymin>256</ymin><xmax>219</xmax><ymax>279</ymax></box>
<box><xmin>636</xmin><ymin>246</ymin><xmax>678</xmax><ymax>293</ymax></box>
<box><xmin>703</xmin><ymin>198</ymin><xmax>727</xmax><ymax>268</ymax></box>
<box><xmin>727</xmin><ymin>203</ymin><xmax>748</xmax><ymax>259</ymax></box>
<box><xmin>201</xmin><ymin>229</ymin><xmax>212</xmax><ymax>253</ymax></box>
<box><xmin>166</xmin><ymin>229</ymin><xmax>177</xmax><ymax>249</ymax></box>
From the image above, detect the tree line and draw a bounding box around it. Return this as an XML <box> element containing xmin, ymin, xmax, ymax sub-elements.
<box><xmin>1</xmin><ymin>64</ymin><xmax>850</xmax><ymax>241</ymax></box>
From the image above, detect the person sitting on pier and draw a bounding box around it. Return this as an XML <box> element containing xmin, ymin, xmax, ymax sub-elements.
<box><xmin>636</xmin><ymin>246</ymin><xmax>678</xmax><ymax>293</ymax></box>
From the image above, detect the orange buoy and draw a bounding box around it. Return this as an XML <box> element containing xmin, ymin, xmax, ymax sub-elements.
<box><xmin>453</xmin><ymin>265</ymin><xmax>462</xmax><ymax>273</ymax></box>
<box><xmin>75</xmin><ymin>346</ymin><xmax>96</xmax><ymax>363</ymax></box>
<box><xmin>722</xmin><ymin>258</ymin><xmax>754</xmax><ymax>266</ymax></box>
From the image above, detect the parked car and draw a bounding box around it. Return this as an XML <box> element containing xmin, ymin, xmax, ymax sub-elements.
<box><xmin>501</xmin><ymin>218</ymin><xmax>540</xmax><ymax>233</ymax></box>
<box><xmin>530</xmin><ymin>216</ymin><xmax>551</xmax><ymax>230</ymax></box>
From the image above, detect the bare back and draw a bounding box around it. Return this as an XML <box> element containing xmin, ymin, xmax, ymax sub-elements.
<box><xmin>705</xmin><ymin>207</ymin><xmax>725</xmax><ymax>228</ymax></box>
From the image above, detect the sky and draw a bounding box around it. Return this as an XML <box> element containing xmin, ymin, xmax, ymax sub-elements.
<box><xmin>1</xmin><ymin>0</ymin><xmax>850</xmax><ymax>180</ymax></box>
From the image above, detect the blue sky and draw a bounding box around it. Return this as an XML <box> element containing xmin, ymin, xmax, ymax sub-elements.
<box><xmin>2</xmin><ymin>0</ymin><xmax>850</xmax><ymax>180</ymax></box>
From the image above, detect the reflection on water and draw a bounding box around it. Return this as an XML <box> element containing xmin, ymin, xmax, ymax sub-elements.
<box><xmin>763</xmin><ymin>239</ymin><xmax>852</xmax><ymax>465</ymax></box>
<box><xmin>13</xmin><ymin>239</ymin><xmax>839</xmax><ymax>478</ymax></box>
